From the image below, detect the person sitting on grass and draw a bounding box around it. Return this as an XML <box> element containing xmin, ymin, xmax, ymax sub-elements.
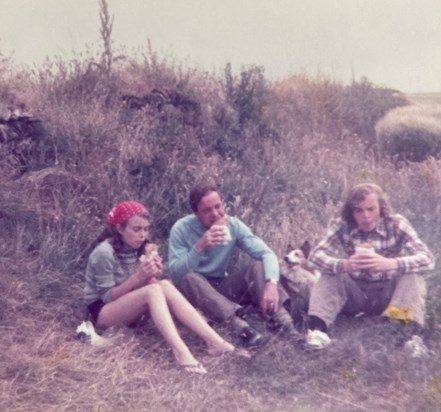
<box><xmin>84</xmin><ymin>201</ymin><xmax>248</xmax><ymax>375</ymax></box>
<box><xmin>168</xmin><ymin>184</ymin><xmax>298</xmax><ymax>348</ymax></box>
<box><xmin>306</xmin><ymin>183</ymin><xmax>434</xmax><ymax>352</ymax></box>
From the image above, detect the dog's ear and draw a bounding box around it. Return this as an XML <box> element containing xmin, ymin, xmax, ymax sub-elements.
<box><xmin>300</xmin><ymin>240</ymin><xmax>311</xmax><ymax>259</ymax></box>
<box><xmin>286</xmin><ymin>243</ymin><xmax>294</xmax><ymax>253</ymax></box>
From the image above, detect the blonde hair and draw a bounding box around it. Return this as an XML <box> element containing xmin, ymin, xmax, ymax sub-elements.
<box><xmin>341</xmin><ymin>183</ymin><xmax>393</xmax><ymax>227</ymax></box>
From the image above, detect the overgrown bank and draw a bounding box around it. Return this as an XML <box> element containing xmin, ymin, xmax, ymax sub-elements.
<box><xmin>1</xmin><ymin>47</ymin><xmax>441</xmax><ymax>411</ymax></box>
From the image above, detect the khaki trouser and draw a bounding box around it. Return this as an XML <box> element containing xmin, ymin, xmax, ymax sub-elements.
<box><xmin>308</xmin><ymin>273</ymin><xmax>427</xmax><ymax>327</ymax></box>
<box><xmin>178</xmin><ymin>261</ymin><xmax>289</xmax><ymax>323</ymax></box>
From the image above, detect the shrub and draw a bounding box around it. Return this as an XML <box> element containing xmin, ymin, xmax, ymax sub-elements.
<box><xmin>338</xmin><ymin>77</ymin><xmax>408</xmax><ymax>148</ymax></box>
<box><xmin>224</xmin><ymin>63</ymin><xmax>268</xmax><ymax>127</ymax></box>
<box><xmin>375</xmin><ymin>103</ymin><xmax>441</xmax><ymax>162</ymax></box>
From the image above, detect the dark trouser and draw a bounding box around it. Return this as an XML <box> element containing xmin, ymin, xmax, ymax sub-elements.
<box><xmin>87</xmin><ymin>300</ymin><xmax>105</xmax><ymax>325</ymax></box>
<box><xmin>178</xmin><ymin>261</ymin><xmax>289</xmax><ymax>323</ymax></box>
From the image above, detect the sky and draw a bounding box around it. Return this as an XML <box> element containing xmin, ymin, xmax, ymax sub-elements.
<box><xmin>0</xmin><ymin>0</ymin><xmax>440</xmax><ymax>93</ymax></box>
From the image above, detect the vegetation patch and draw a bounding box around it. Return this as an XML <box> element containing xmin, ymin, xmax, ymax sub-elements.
<box><xmin>1</xmin><ymin>2</ymin><xmax>440</xmax><ymax>410</ymax></box>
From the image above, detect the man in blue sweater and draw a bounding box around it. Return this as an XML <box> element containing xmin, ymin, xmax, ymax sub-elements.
<box><xmin>168</xmin><ymin>184</ymin><xmax>296</xmax><ymax>347</ymax></box>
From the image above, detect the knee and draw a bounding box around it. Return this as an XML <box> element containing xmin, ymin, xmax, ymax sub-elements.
<box><xmin>158</xmin><ymin>278</ymin><xmax>174</xmax><ymax>287</ymax></box>
<box><xmin>180</xmin><ymin>272</ymin><xmax>205</xmax><ymax>288</ymax></box>
<box><xmin>139</xmin><ymin>282</ymin><xmax>164</xmax><ymax>301</ymax></box>
<box><xmin>241</xmin><ymin>261</ymin><xmax>265</xmax><ymax>282</ymax></box>
<box><xmin>251</xmin><ymin>261</ymin><xmax>264</xmax><ymax>276</ymax></box>
<box><xmin>158</xmin><ymin>278</ymin><xmax>178</xmax><ymax>294</ymax></box>
<box><xmin>397</xmin><ymin>273</ymin><xmax>425</xmax><ymax>286</ymax></box>
<box><xmin>395</xmin><ymin>274</ymin><xmax>427</xmax><ymax>296</ymax></box>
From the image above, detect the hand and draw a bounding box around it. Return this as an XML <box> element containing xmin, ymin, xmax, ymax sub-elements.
<box><xmin>260</xmin><ymin>281</ymin><xmax>279</xmax><ymax>315</ymax></box>
<box><xmin>195</xmin><ymin>225</ymin><xmax>227</xmax><ymax>252</ymax></box>
<box><xmin>343</xmin><ymin>253</ymin><xmax>398</xmax><ymax>273</ymax></box>
<box><xmin>135</xmin><ymin>256</ymin><xmax>163</xmax><ymax>286</ymax></box>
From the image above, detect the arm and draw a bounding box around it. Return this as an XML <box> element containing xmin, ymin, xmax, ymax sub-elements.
<box><xmin>342</xmin><ymin>253</ymin><xmax>398</xmax><ymax>273</ymax></box>
<box><xmin>308</xmin><ymin>218</ymin><xmax>347</xmax><ymax>275</ymax></box>
<box><xmin>342</xmin><ymin>215</ymin><xmax>434</xmax><ymax>276</ymax></box>
<box><xmin>90</xmin><ymin>243</ymin><xmax>161</xmax><ymax>303</ymax></box>
<box><xmin>168</xmin><ymin>220</ymin><xmax>203</xmax><ymax>284</ymax></box>
<box><xmin>234</xmin><ymin>219</ymin><xmax>280</xmax><ymax>314</ymax></box>
<box><xmin>393</xmin><ymin>215</ymin><xmax>434</xmax><ymax>275</ymax></box>
<box><xmin>168</xmin><ymin>216</ymin><xmax>235</xmax><ymax>283</ymax></box>
<box><xmin>311</xmin><ymin>215</ymin><xmax>435</xmax><ymax>277</ymax></box>
<box><xmin>109</xmin><ymin>273</ymin><xmax>140</xmax><ymax>301</ymax></box>
<box><xmin>235</xmin><ymin>219</ymin><xmax>280</xmax><ymax>282</ymax></box>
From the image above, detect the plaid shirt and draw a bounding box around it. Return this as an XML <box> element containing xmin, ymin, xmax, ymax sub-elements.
<box><xmin>308</xmin><ymin>214</ymin><xmax>434</xmax><ymax>281</ymax></box>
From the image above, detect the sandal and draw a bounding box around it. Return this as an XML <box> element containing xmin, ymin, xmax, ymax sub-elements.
<box><xmin>180</xmin><ymin>362</ymin><xmax>207</xmax><ymax>375</ymax></box>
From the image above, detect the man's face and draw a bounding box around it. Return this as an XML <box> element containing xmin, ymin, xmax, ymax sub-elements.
<box><xmin>195</xmin><ymin>191</ymin><xmax>225</xmax><ymax>228</ymax></box>
<box><xmin>352</xmin><ymin>193</ymin><xmax>381</xmax><ymax>232</ymax></box>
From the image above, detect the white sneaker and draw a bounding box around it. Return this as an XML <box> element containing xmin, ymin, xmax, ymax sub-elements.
<box><xmin>76</xmin><ymin>321</ymin><xmax>113</xmax><ymax>347</ymax></box>
<box><xmin>404</xmin><ymin>335</ymin><xmax>429</xmax><ymax>358</ymax></box>
<box><xmin>306</xmin><ymin>329</ymin><xmax>331</xmax><ymax>349</ymax></box>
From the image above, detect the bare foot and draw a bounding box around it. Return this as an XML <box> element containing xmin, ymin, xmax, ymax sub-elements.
<box><xmin>207</xmin><ymin>340</ymin><xmax>252</xmax><ymax>359</ymax></box>
<box><xmin>207</xmin><ymin>339</ymin><xmax>235</xmax><ymax>355</ymax></box>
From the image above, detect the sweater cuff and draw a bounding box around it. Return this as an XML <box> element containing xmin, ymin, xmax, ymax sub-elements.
<box><xmin>335</xmin><ymin>259</ymin><xmax>345</xmax><ymax>274</ymax></box>
<box><xmin>394</xmin><ymin>257</ymin><xmax>405</xmax><ymax>275</ymax></box>
<box><xmin>102</xmin><ymin>290</ymin><xmax>112</xmax><ymax>304</ymax></box>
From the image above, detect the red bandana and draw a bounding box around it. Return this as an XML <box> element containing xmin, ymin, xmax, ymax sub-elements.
<box><xmin>107</xmin><ymin>201</ymin><xmax>148</xmax><ymax>226</ymax></box>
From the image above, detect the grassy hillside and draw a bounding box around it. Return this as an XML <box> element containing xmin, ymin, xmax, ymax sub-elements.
<box><xmin>1</xmin><ymin>45</ymin><xmax>441</xmax><ymax>411</ymax></box>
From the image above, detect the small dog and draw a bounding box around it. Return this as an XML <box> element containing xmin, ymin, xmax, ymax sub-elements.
<box><xmin>280</xmin><ymin>241</ymin><xmax>321</xmax><ymax>327</ymax></box>
<box><xmin>283</xmin><ymin>241</ymin><xmax>321</xmax><ymax>284</ymax></box>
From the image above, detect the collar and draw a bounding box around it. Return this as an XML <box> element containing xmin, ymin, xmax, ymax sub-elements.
<box><xmin>349</xmin><ymin>217</ymin><xmax>387</xmax><ymax>238</ymax></box>
<box><xmin>120</xmin><ymin>242</ymin><xmax>138</xmax><ymax>254</ymax></box>
<box><xmin>191</xmin><ymin>214</ymin><xmax>208</xmax><ymax>232</ymax></box>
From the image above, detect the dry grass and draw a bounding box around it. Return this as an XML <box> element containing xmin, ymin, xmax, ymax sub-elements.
<box><xmin>376</xmin><ymin>104</ymin><xmax>441</xmax><ymax>137</ymax></box>
<box><xmin>2</xmin><ymin>265</ymin><xmax>441</xmax><ymax>412</ymax></box>
<box><xmin>1</xmin><ymin>42</ymin><xmax>441</xmax><ymax>411</ymax></box>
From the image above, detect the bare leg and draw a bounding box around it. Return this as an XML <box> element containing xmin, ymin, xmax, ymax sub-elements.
<box><xmin>97</xmin><ymin>283</ymin><xmax>206</xmax><ymax>373</ymax></box>
<box><xmin>158</xmin><ymin>280</ymin><xmax>249</xmax><ymax>357</ymax></box>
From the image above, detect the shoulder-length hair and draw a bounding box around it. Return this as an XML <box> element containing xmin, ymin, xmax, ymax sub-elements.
<box><xmin>341</xmin><ymin>183</ymin><xmax>393</xmax><ymax>227</ymax></box>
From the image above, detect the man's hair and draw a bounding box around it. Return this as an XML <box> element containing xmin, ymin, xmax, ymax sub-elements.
<box><xmin>189</xmin><ymin>184</ymin><xmax>220</xmax><ymax>213</ymax></box>
<box><xmin>341</xmin><ymin>183</ymin><xmax>393</xmax><ymax>227</ymax></box>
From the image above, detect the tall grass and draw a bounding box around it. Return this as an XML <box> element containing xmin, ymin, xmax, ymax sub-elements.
<box><xmin>1</xmin><ymin>31</ymin><xmax>441</xmax><ymax>411</ymax></box>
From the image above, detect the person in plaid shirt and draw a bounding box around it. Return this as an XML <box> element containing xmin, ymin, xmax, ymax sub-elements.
<box><xmin>305</xmin><ymin>183</ymin><xmax>434</xmax><ymax>350</ymax></box>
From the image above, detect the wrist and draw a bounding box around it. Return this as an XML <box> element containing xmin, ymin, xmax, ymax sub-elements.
<box><xmin>132</xmin><ymin>271</ymin><xmax>144</xmax><ymax>288</ymax></box>
<box><xmin>266</xmin><ymin>279</ymin><xmax>278</xmax><ymax>285</ymax></box>
<box><xmin>391</xmin><ymin>258</ymin><xmax>399</xmax><ymax>271</ymax></box>
<box><xmin>340</xmin><ymin>259</ymin><xmax>350</xmax><ymax>273</ymax></box>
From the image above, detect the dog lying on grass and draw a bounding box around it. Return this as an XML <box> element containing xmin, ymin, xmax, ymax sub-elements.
<box><xmin>280</xmin><ymin>241</ymin><xmax>321</xmax><ymax>328</ymax></box>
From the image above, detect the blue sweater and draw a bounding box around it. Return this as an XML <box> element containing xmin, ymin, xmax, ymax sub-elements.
<box><xmin>168</xmin><ymin>214</ymin><xmax>279</xmax><ymax>284</ymax></box>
